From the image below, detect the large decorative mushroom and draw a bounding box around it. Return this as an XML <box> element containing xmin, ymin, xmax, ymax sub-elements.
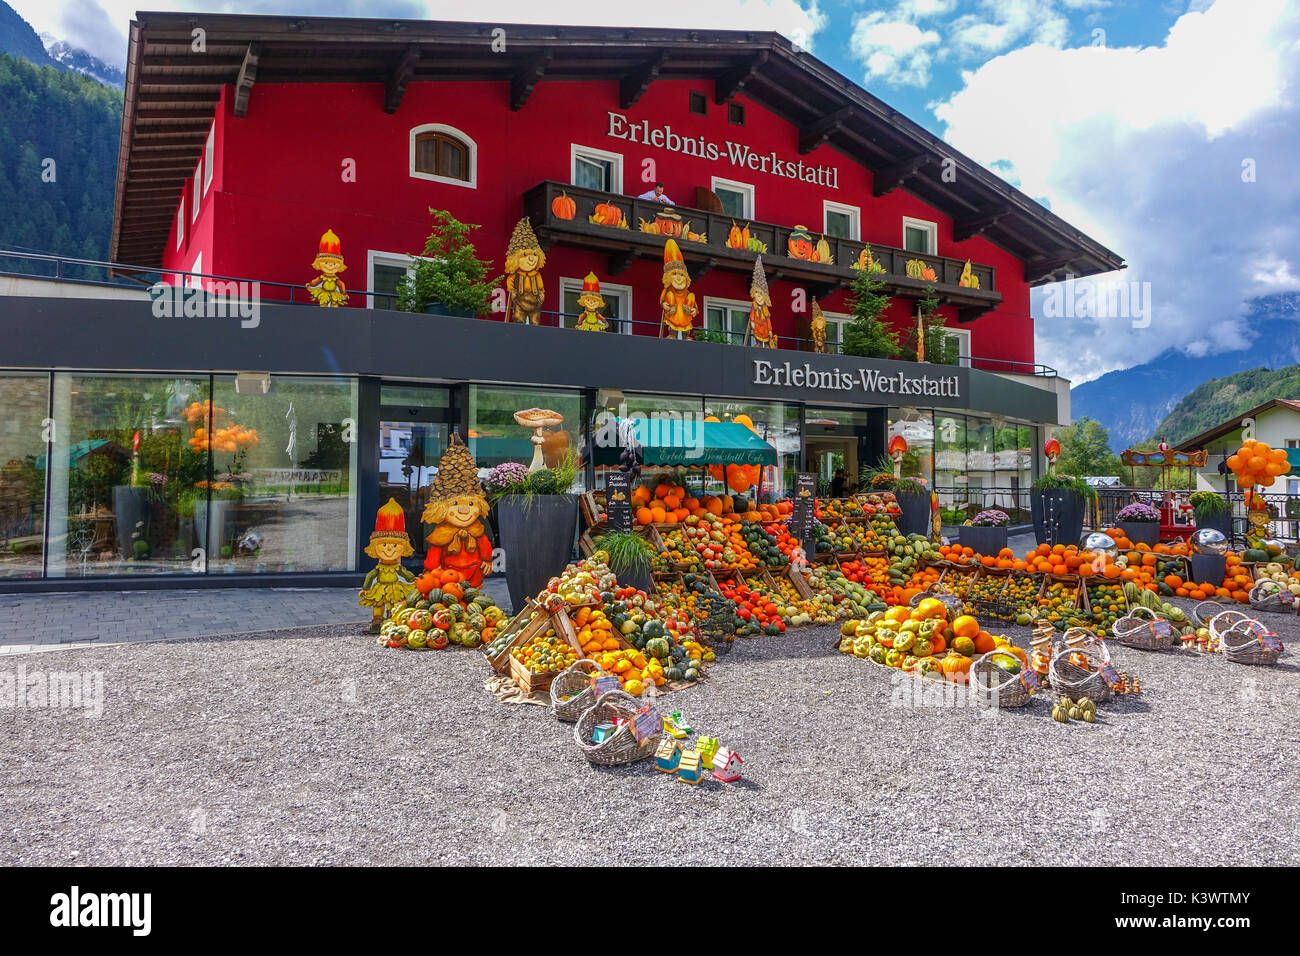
<box><xmin>1044</xmin><ymin>437</ymin><xmax>1062</xmax><ymax>475</ymax></box>
<box><xmin>514</xmin><ymin>407</ymin><xmax>565</xmax><ymax>472</ymax></box>
<box><xmin>888</xmin><ymin>434</ymin><xmax>909</xmax><ymax>478</ymax></box>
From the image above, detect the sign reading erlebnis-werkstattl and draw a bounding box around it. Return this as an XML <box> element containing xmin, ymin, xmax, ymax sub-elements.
<box><xmin>752</xmin><ymin>359</ymin><xmax>963</xmax><ymax>401</ymax></box>
<box><xmin>605</xmin><ymin>471</ymin><xmax>633</xmax><ymax>532</ymax></box>
<box><xmin>792</xmin><ymin>472</ymin><xmax>817</xmax><ymax>559</ymax></box>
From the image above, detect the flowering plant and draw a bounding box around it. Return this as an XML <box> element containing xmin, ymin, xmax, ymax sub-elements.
<box><xmin>970</xmin><ymin>508</ymin><xmax>1009</xmax><ymax>527</ymax></box>
<box><xmin>484</xmin><ymin>462</ymin><xmax>529</xmax><ymax>495</ymax></box>
<box><xmin>1117</xmin><ymin>502</ymin><xmax>1160</xmax><ymax>523</ymax></box>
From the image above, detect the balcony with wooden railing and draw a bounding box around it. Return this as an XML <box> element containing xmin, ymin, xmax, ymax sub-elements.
<box><xmin>523</xmin><ymin>181</ymin><xmax>1002</xmax><ymax>323</ymax></box>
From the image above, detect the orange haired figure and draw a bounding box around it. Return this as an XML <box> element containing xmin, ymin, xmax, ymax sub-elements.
<box><xmin>420</xmin><ymin>434</ymin><xmax>493</xmax><ymax>588</ymax></box>
<box><xmin>359</xmin><ymin>498</ymin><xmax>415</xmax><ymax>632</ymax></box>
<box><xmin>307</xmin><ymin>228</ymin><xmax>349</xmax><ymax>307</ymax></box>
<box><xmin>660</xmin><ymin>238</ymin><xmax>698</xmax><ymax>338</ymax></box>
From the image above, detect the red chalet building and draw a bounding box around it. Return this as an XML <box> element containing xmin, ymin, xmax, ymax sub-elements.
<box><xmin>0</xmin><ymin>13</ymin><xmax>1123</xmax><ymax>588</ymax></box>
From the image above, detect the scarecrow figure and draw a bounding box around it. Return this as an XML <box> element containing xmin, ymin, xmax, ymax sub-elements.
<box><xmin>359</xmin><ymin>497</ymin><xmax>415</xmax><ymax>632</ymax></box>
<box><xmin>505</xmin><ymin>217</ymin><xmax>546</xmax><ymax>324</ymax></box>
<box><xmin>809</xmin><ymin>297</ymin><xmax>828</xmax><ymax>354</ymax></box>
<box><xmin>659</xmin><ymin>238</ymin><xmax>697</xmax><ymax>339</ymax></box>
<box><xmin>573</xmin><ymin>272</ymin><xmax>610</xmax><ymax>332</ymax></box>
<box><xmin>744</xmin><ymin>256</ymin><xmax>776</xmax><ymax>349</ymax></box>
<box><xmin>306</xmin><ymin>228</ymin><xmax>349</xmax><ymax>307</ymax></box>
<box><xmin>421</xmin><ymin>433</ymin><xmax>493</xmax><ymax>589</ymax></box>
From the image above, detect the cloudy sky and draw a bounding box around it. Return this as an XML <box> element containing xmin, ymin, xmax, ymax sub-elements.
<box><xmin>12</xmin><ymin>0</ymin><xmax>1299</xmax><ymax>382</ymax></box>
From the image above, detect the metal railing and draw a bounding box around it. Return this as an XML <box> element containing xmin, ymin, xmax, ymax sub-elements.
<box><xmin>0</xmin><ymin>248</ymin><xmax>1055</xmax><ymax>376</ymax></box>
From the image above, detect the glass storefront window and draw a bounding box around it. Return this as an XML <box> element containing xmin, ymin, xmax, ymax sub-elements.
<box><xmin>934</xmin><ymin>413</ymin><xmax>965</xmax><ymax>509</ymax></box>
<box><xmin>468</xmin><ymin>385</ymin><xmax>584</xmax><ymax>489</ymax></box>
<box><xmin>0</xmin><ymin>373</ymin><xmax>49</xmax><ymax>578</ymax></box>
<box><xmin>381</xmin><ymin>384</ymin><xmax>451</xmax><ymax>408</ymax></box>
<box><xmin>887</xmin><ymin>408</ymin><xmax>934</xmax><ymax>486</ymax></box>
<box><xmin>598</xmin><ymin>393</ymin><xmax>703</xmax><ymax>492</ymax></box>
<box><xmin>47</xmin><ymin>373</ymin><xmax>210</xmax><ymax>577</ymax></box>
<box><xmin>967</xmin><ymin>416</ymin><xmax>996</xmax><ymax>491</ymax></box>
<box><xmin>208</xmin><ymin>375</ymin><xmax>359</xmax><ymax>573</ymax></box>
<box><xmin>703</xmin><ymin>398</ymin><xmax>799</xmax><ymax>499</ymax></box>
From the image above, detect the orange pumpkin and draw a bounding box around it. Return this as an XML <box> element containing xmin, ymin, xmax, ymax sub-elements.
<box><xmin>551</xmin><ymin>191</ymin><xmax>576</xmax><ymax>220</ymax></box>
<box><xmin>593</xmin><ymin>201</ymin><xmax>622</xmax><ymax>226</ymax></box>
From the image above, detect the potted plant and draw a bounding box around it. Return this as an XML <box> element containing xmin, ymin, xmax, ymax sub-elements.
<box><xmin>961</xmin><ymin>508</ymin><xmax>1010</xmax><ymax>556</ymax></box>
<box><xmin>1031</xmin><ymin>474</ymin><xmax>1090</xmax><ymax>547</ymax></box>
<box><xmin>396</xmin><ymin>209</ymin><xmax>500</xmax><ymax>317</ymax></box>
<box><xmin>892</xmin><ymin>476</ymin><xmax>932</xmax><ymax>538</ymax></box>
<box><xmin>1116</xmin><ymin>501</ymin><xmax>1161</xmax><ymax>547</ymax></box>
<box><xmin>593</xmin><ymin>529</ymin><xmax>656</xmax><ymax>593</ymax></box>
<box><xmin>482</xmin><ymin>461</ymin><xmax>529</xmax><ymax>547</ymax></box>
<box><xmin>1190</xmin><ymin>490</ymin><xmax>1232</xmax><ymax>537</ymax></box>
<box><xmin>492</xmin><ymin>450</ymin><xmax>580</xmax><ymax>612</ymax></box>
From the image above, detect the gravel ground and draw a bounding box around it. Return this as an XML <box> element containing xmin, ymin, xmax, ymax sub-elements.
<box><xmin>1</xmin><ymin>605</ymin><xmax>1297</xmax><ymax>867</ymax></box>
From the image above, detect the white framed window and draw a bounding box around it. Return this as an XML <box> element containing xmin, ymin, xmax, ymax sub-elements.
<box><xmin>570</xmin><ymin>144</ymin><xmax>623</xmax><ymax>193</ymax></box>
<box><xmin>711</xmin><ymin>177</ymin><xmax>754</xmax><ymax>219</ymax></box>
<box><xmin>203</xmin><ymin>124</ymin><xmax>215</xmax><ymax>194</ymax></box>
<box><xmin>820</xmin><ymin>309</ymin><xmax>851</xmax><ymax>354</ymax></box>
<box><xmin>175</xmin><ymin>197</ymin><xmax>184</xmax><ymax>250</ymax></box>
<box><xmin>409</xmin><ymin>123</ymin><xmax>477</xmax><ymax>188</ymax></box>
<box><xmin>559</xmin><ymin>276</ymin><xmax>634</xmax><ymax>333</ymax></box>
<box><xmin>367</xmin><ymin>250</ymin><xmax>428</xmax><ymax>310</ymax></box>
<box><xmin>903</xmin><ymin>216</ymin><xmax>937</xmax><ymax>255</ymax></box>
<box><xmin>947</xmin><ymin>327</ymin><xmax>972</xmax><ymax>365</ymax></box>
<box><xmin>191</xmin><ymin>160</ymin><xmax>202</xmax><ymax>222</ymax></box>
<box><xmin>823</xmin><ymin>201</ymin><xmax>859</xmax><ymax>240</ymax></box>
<box><xmin>702</xmin><ymin>296</ymin><xmax>752</xmax><ymax>346</ymax></box>
<box><xmin>187</xmin><ymin>252</ymin><xmax>203</xmax><ymax>291</ymax></box>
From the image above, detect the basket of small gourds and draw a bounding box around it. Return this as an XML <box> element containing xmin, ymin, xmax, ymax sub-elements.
<box><xmin>1048</xmin><ymin>628</ymin><xmax>1115</xmax><ymax>703</ymax></box>
<box><xmin>1248</xmin><ymin>578</ymin><xmax>1297</xmax><ymax>614</ymax></box>
<box><xmin>549</xmin><ymin>658</ymin><xmax>604</xmax><ymax>722</ymax></box>
<box><xmin>1112</xmin><ymin>605</ymin><xmax>1179</xmax><ymax>651</ymax></box>
<box><xmin>574</xmin><ymin>690</ymin><xmax>664</xmax><ymax>766</ymax></box>
<box><xmin>969</xmin><ymin>646</ymin><xmax>1038</xmax><ymax>708</ymax></box>
<box><xmin>1206</xmin><ymin>607</ymin><xmax>1284</xmax><ymax>666</ymax></box>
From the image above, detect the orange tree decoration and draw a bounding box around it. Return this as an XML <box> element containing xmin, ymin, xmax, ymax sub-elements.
<box><xmin>1225</xmin><ymin>438</ymin><xmax>1289</xmax><ymax>490</ymax></box>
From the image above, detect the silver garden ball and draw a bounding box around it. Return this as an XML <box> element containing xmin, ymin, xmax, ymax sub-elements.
<box><xmin>1080</xmin><ymin>532</ymin><xmax>1117</xmax><ymax>558</ymax></box>
<box><xmin>1191</xmin><ymin>528</ymin><xmax>1228</xmax><ymax>555</ymax></box>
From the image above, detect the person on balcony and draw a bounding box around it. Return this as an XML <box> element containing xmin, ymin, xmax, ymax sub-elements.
<box><xmin>637</xmin><ymin>182</ymin><xmax>675</xmax><ymax>204</ymax></box>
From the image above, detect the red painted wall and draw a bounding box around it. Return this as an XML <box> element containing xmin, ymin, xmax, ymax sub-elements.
<box><xmin>158</xmin><ymin>76</ymin><xmax>1033</xmax><ymax>365</ymax></box>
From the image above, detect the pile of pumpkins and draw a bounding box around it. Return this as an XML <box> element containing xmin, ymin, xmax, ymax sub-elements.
<box><xmin>380</xmin><ymin>583</ymin><xmax>504</xmax><ymax>650</ymax></box>
<box><xmin>837</xmin><ymin>600</ymin><xmax>1027</xmax><ymax>683</ymax></box>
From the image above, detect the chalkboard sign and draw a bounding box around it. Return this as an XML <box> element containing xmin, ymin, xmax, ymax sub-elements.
<box><xmin>792</xmin><ymin>472</ymin><xmax>817</xmax><ymax>560</ymax></box>
<box><xmin>605</xmin><ymin>472</ymin><xmax>633</xmax><ymax>532</ymax></box>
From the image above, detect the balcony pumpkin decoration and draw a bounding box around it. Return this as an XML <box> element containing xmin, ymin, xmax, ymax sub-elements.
<box><xmin>659</xmin><ymin>238</ymin><xmax>698</xmax><ymax>339</ymax></box>
<box><xmin>727</xmin><ymin>220</ymin><xmax>751</xmax><ymax>249</ymax></box>
<box><xmin>306</xmin><ymin>228</ymin><xmax>349</xmax><ymax>307</ymax></box>
<box><xmin>589</xmin><ymin>199</ymin><xmax>628</xmax><ymax>229</ymax></box>
<box><xmin>639</xmin><ymin>207</ymin><xmax>706</xmax><ymax>242</ymax></box>
<box><xmin>809</xmin><ymin>298</ymin><xmax>827</xmax><ymax>354</ymax></box>
<box><xmin>551</xmin><ymin>190</ymin><xmax>577</xmax><ymax>220</ymax></box>
<box><xmin>905</xmin><ymin>258</ymin><xmax>938</xmax><ymax>282</ymax></box>
<box><xmin>787</xmin><ymin>225</ymin><xmax>819</xmax><ymax>262</ymax></box>
<box><xmin>505</xmin><ymin>217</ymin><xmax>546</xmax><ymax>324</ymax></box>
<box><xmin>573</xmin><ymin>272</ymin><xmax>609</xmax><ymax>332</ymax></box>
<box><xmin>850</xmin><ymin>244</ymin><xmax>886</xmax><ymax>274</ymax></box>
<box><xmin>744</xmin><ymin>256</ymin><xmax>777</xmax><ymax>349</ymax></box>
<box><xmin>958</xmin><ymin>259</ymin><xmax>980</xmax><ymax>289</ymax></box>
<box><xmin>359</xmin><ymin>497</ymin><xmax>416</xmax><ymax>633</ymax></box>
<box><xmin>419</xmin><ymin>433</ymin><xmax>493</xmax><ymax>589</ymax></box>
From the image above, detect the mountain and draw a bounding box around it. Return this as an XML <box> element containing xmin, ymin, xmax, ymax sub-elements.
<box><xmin>42</xmin><ymin>36</ymin><xmax>124</xmax><ymax>88</ymax></box>
<box><xmin>0</xmin><ymin>0</ymin><xmax>54</xmax><ymax>66</ymax></box>
<box><xmin>1153</xmin><ymin>364</ymin><xmax>1300</xmax><ymax>447</ymax></box>
<box><xmin>1070</xmin><ymin>295</ymin><xmax>1300</xmax><ymax>449</ymax></box>
<box><xmin>0</xmin><ymin>51</ymin><xmax>122</xmax><ymax>262</ymax></box>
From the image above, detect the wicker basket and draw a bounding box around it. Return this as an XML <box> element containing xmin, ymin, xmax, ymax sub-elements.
<box><xmin>908</xmin><ymin>588</ymin><xmax>964</xmax><ymax>620</ymax></box>
<box><xmin>1248</xmin><ymin>579</ymin><xmax>1298</xmax><ymax>614</ymax></box>
<box><xmin>1192</xmin><ymin>601</ymin><xmax>1230</xmax><ymax>629</ymax></box>
<box><xmin>573</xmin><ymin>690</ymin><xmax>664</xmax><ymax>766</ymax></box>
<box><xmin>1048</xmin><ymin>631</ymin><xmax>1115</xmax><ymax>702</ymax></box>
<box><xmin>1112</xmin><ymin>606</ymin><xmax>1179</xmax><ymax>651</ymax></box>
<box><xmin>1214</xmin><ymin>614</ymin><xmax>1284</xmax><ymax>667</ymax></box>
<box><xmin>550</xmin><ymin>659</ymin><xmax>604</xmax><ymax>722</ymax></box>
<box><xmin>970</xmin><ymin>649</ymin><xmax>1038</xmax><ymax>708</ymax></box>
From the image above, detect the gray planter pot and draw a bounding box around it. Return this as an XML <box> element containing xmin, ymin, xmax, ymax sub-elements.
<box><xmin>497</xmin><ymin>494</ymin><xmax>578</xmax><ymax>613</ymax></box>
<box><xmin>894</xmin><ymin>488</ymin><xmax>932</xmax><ymax>538</ymax></box>
<box><xmin>112</xmin><ymin>486</ymin><xmax>151</xmax><ymax>559</ymax></box>
<box><xmin>1188</xmin><ymin>553</ymin><xmax>1226</xmax><ymax>588</ymax></box>
<box><xmin>423</xmin><ymin>301</ymin><xmax>476</xmax><ymax>318</ymax></box>
<box><xmin>1119</xmin><ymin>520</ymin><xmax>1160</xmax><ymax>547</ymax></box>
<box><xmin>960</xmin><ymin>524</ymin><xmax>1008</xmax><ymax>556</ymax></box>
<box><xmin>1031</xmin><ymin>489</ymin><xmax>1085</xmax><ymax>547</ymax></box>
<box><xmin>1193</xmin><ymin>510</ymin><xmax>1232</xmax><ymax>538</ymax></box>
<box><xmin>609</xmin><ymin>558</ymin><xmax>654</xmax><ymax>595</ymax></box>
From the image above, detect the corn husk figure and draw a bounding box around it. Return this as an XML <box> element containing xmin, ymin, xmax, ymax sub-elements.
<box><xmin>745</xmin><ymin>256</ymin><xmax>777</xmax><ymax>349</ymax></box>
<box><xmin>306</xmin><ymin>228</ymin><xmax>349</xmax><ymax>307</ymax></box>
<box><xmin>574</xmin><ymin>272</ymin><xmax>609</xmax><ymax>331</ymax></box>
<box><xmin>505</xmin><ymin>217</ymin><xmax>546</xmax><ymax>324</ymax></box>
<box><xmin>809</xmin><ymin>297</ymin><xmax>827</xmax><ymax>354</ymax></box>
<box><xmin>360</xmin><ymin>498</ymin><xmax>415</xmax><ymax>632</ymax></box>
<box><xmin>659</xmin><ymin>238</ymin><xmax>697</xmax><ymax>339</ymax></box>
<box><xmin>421</xmin><ymin>433</ymin><xmax>493</xmax><ymax>589</ymax></box>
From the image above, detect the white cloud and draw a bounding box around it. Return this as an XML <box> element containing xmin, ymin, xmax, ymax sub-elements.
<box><xmin>9</xmin><ymin>0</ymin><xmax>827</xmax><ymax>69</ymax></box>
<box><xmin>851</xmin><ymin>15</ymin><xmax>942</xmax><ymax>86</ymax></box>
<box><xmin>931</xmin><ymin>0</ymin><xmax>1300</xmax><ymax>382</ymax></box>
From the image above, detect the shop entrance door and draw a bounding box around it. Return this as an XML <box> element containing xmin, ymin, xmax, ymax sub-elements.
<box><xmin>377</xmin><ymin>384</ymin><xmax>457</xmax><ymax>565</ymax></box>
<box><xmin>806</xmin><ymin>436</ymin><xmax>859</xmax><ymax>496</ymax></box>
